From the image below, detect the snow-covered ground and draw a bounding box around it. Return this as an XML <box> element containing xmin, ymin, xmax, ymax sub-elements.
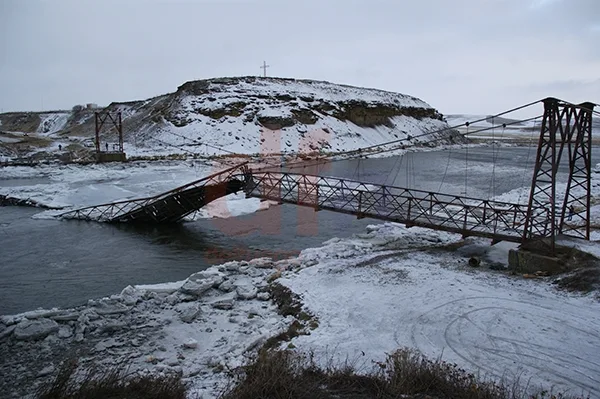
<box><xmin>1</xmin><ymin>223</ymin><xmax>599</xmax><ymax>398</ymax></box>
<box><xmin>282</xmin><ymin>225</ymin><xmax>600</xmax><ymax>397</ymax></box>
<box><xmin>35</xmin><ymin>113</ymin><xmax>70</xmax><ymax>135</ymax></box>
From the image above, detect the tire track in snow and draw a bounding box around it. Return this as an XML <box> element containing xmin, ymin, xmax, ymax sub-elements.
<box><xmin>405</xmin><ymin>296</ymin><xmax>600</xmax><ymax>397</ymax></box>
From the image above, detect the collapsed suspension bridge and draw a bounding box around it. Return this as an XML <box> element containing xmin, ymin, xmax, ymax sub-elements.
<box><xmin>60</xmin><ymin>98</ymin><xmax>597</xmax><ymax>250</ymax></box>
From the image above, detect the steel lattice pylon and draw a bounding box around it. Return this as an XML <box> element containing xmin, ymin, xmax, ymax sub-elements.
<box><xmin>95</xmin><ymin>111</ymin><xmax>123</xmax><ymax>153</ymax></box>
<box><xmin>522</xmin><ymin>98</ymin><xmax>595</xmax><ymax>252</ymax></box>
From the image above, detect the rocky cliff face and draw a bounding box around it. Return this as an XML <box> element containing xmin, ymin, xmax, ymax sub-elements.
<box><xmin>0</xmin><ymin>77</ymin><xmax>459</xmax><ymax>160</ymax></box>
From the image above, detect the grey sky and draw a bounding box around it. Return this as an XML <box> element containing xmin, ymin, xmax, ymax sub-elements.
<box><xmin>1</xmin><ymin>0</ymin><xmax>598</xmax><ymax>115</ymax></box>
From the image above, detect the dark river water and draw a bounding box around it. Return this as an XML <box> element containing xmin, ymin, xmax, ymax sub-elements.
<box><xmin>1</xmin><ymin>146</ymin><xmax>598</xmax><ymax>314</ymax></box>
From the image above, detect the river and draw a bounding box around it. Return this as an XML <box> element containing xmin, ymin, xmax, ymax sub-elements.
<box><xmin>1</xmin><ymin>146</ymin><xmax>597</xmax><ymax>314</ymax></box>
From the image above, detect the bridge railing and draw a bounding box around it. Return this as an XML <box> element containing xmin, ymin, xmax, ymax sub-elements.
<box><xmin>245</xmin><ymin>171</ymin><xmax>547</xmax><ymax>242</ymax></box>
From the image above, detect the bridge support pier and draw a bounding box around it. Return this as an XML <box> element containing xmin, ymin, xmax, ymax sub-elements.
<box><xmin>508</xmin><ymin>248</ymin><xmax>563</xmax><ymax>275</ymax></box>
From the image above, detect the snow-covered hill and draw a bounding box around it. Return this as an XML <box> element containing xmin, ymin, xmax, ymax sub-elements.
<box><xmin>0</xmin><ymin>77</ymin><xmax>459</xmax><ymax>160</ymax></box>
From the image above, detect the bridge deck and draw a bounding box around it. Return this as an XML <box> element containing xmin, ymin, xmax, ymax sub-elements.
<box><xmin>60</xmin><ymin>163</ymin><xmax>547</xmax><ymax>243</ymax></box>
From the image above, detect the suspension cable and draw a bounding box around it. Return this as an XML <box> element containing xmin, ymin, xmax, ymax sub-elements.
<box><xmin>411</xmin><ymin>152</ymin><xmax>416</xmax><ymax>188</ymax></box>
<box><xmin>278</xmin><ymin>115</ymin><xmax>543</xmax><ymax>173</ymax></box>
<box><xmin>384</xmin><ymin>152</ymin><xmax>403</xmax><ymax>186</ymax></box>
<box><xmin>464</xmin><ymin>122</ymin><xmax>470</xmax><ymax>196</ymax></box>
<box><xmin>437</xmin><ymin>146</ymin><xmax>452</xmax><ymax>192</ymax></box>
<box><xmin>265</xmin><ymin>100</ymin><xmax>546</xmax><ymax>174</ymax></box>
<box><xmin>491</xmin><ymin>117</ymin><xmax>496</xmax><ymax>199</ymax></box>
<box><xmin>487</xmin><ymin>121</ymin><xmax>505</xmax><ymax>199</ymax></box>
<box><xmin>408</xmin><ymin>152</ymin><xmax>412</xmax><ymax>188</ymax></box>
<box><xmin>517</xmin><ymin>116</ymin><xmax>539</xmax><ymax>204</ymax></box>
<box><xmin>353</xmin><ymin>155</ymin><xmax>361</xmax><ymax>180</ymax></box>
<box><xmin>143</xmin><ymin>100</ymin><xmax>547</xmax><ymax>185</ymax></box>
<box><xmin>392</xmin><ymin>153</ymin><xmax>405</xmax><ymax>186</ymax></box>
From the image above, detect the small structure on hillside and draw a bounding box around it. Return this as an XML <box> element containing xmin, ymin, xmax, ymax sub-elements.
<box><xmin>95</xmin><ymin>111</ymin><xmax>126</xmax><ymax>163</ymax></box>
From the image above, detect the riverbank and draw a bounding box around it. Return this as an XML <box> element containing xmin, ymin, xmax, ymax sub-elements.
<box><xmin>1</xmin><ymin>223</ymin><xmax>599</xmax><ymax>398</ymax></box>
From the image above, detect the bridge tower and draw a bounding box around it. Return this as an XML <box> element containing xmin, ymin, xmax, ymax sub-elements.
<box><xmin>95</xmin><ymin>111</ymin><xmax>126</xmax><ymax>163</ymax></box>
<box><xmin>522</xmin><ymin>98</ymin><xmax>595</xmax><ymax>252</ymax></box>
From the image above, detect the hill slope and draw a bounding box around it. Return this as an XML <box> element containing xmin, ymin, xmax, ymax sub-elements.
<box><xmin>0</xmin><ymin>77</ymin><xmax>459</xmax><ymax>161</ymax></box>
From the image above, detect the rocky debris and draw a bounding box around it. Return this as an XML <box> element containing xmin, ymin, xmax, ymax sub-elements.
<box><xmin>96</xmin><ymin>322</ymin><xmax>127</xmax><ymax>335</ymax></box>
<box><xmin>51</xmin><ymin>312</ymin><xmax>80</xmax><ymax>322</ymax></box>
<box><xmin>211</xmin><ymin>298</ymin><xmax>235</xmax><ymax>310</ymax></box>
<box><xmin>165</xmin><ymin>293</ymin><xmax>182</xmax><ymax>306</ymax></box>
<box><xmin>120</xmin><ymin>285</ymin><xmax>143</xmax><ymax>305</ymax></box>
<box><xmin>36</xmin><ymin>365</ymin><xmax>55</xmax><ymax>378</ymax></box>
<box><xmin>245</xmin><ymin>334</ymin><xmax>268</xmax><ymax>353</ymax></box>
<box><xmin>248</xmin><ymin>257</ymin><xmax>275</xmax><ymax>269</ymax></box>
<box><xmin>14</xmin><ymin>319</ymin><xmax>59</xmax><ymax>341</ymax></box>
<box><xmin>180</xmin><ymin>279</ymin><xmax>213</xmax><ymax>297</ymax></box>
<box><xmin>57</xmin><ymin>325</ymin><xmax>73</xmax><ymax>339</ymax></box>
<box><xmin>218</xmin><ymin>280</ymin><xmax>235</xmax><ymax>292</ymax></box>
<box><xmin>223</xmin><ymin>261</ymin><xmax>241</xmax><ymax>273</ymax></box>
<box><xmin>183</xmin><ymin>339</ymin><xmax>198</xmax><ymax>350</ymax></box>
<box><xmin>257</xmin><ymin>292</ymin><xmax>270</xmax><ymax>301</ymax></box>
<box><xmin>489</xmin><ymin>263</ymin><xmax>507</xmax><ymax>271</ymax></box>
<box><xmin>236</xmin><ymin>285</ymin><xmax>258</xmax><ymax>300</ymax></box>
<box><xmin>177</xmin><ymin>303</ymin><xmax>202</xmax><ymax>323</ymax></box>
<box><xmin>180</xmin><ymin>270</ymin><xmax>225</xmax><ymax>297</ymax></box>
<box><xmin>0</xmin><ymin>260</ymin><xmax>293</xmax><ymax>399</ymax></box>
<box><xmin>93</xmin><ymin>302</ymin><xmax>131</xmax><ymax>316</ymax></box>
<box><xmin>0</xmin><ymin>324</ymin><xmax>16</xmax><ymax>340</ymax></box>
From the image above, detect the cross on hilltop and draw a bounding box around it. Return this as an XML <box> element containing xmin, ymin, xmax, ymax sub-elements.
<box><xmin>260</xmin><ymin>61</ymin><xmax>269</xmax><ymax>77</ymax></box>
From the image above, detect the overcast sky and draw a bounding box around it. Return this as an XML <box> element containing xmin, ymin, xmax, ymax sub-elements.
<box><xmin>1</xmin><ymin>0</ymin><xmax>598</xmax><ymax>115</ymax></box>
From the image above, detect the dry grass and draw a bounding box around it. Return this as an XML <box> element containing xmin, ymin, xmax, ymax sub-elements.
<box><xmin>550</xmin><ymin>246</ymin><xmax>600</xmax><ymax>294</ymax></box>
<box><xmin>262</xmin><ymin>282</ymin><xmax>319</xmax><ymax>349</ymax></box>
<box><xmin>221</xmin><ymin>348</ymin><xmax>589</xmax><ymax>399</ymax></box>
<box><xmin>554</xmin><ymin>266</ymin><xmax>600</xmax><ymax>293</ymax></box>
<box><xmin>34</xmin><ymin>347</ymin><xmax>589</xmax><ymax>399</ymax></box>
<box><xmin>36</xmin><ymin>359</ymin><xmax>187</xmax><ymax>399</ymax></box>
